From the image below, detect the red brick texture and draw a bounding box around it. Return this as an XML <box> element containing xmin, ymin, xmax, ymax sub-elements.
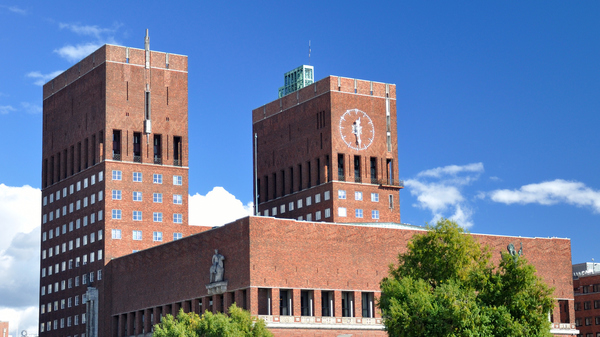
<box><xmin>573</xmin><ymin>274</ymin><xmax>600</xmax><ymax>336</ymax></box>
<box><xmin>106</xmin><ymin>216</ymin><xmax>575</xmax><ymax>336</ymax></box>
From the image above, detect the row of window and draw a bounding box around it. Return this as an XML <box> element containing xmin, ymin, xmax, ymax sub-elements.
<box><xmin>575</xmin><ymin>300</ymin><xmax>600</xmax><ymax>311</ymax></box>
<box><xmin>112</xmin><ymin>170</ymin><xmax>183</xmax><ymax>185</ymax></box>
<box><xmin>42</xmin><ymin>230</ymin><xmax>103</xmax><ymax>259</ymax></box>
<box><xmin>112</xmin><ymin>190</ymin><xmax>183</xmax><ymax>204</ymax></box>
<box><xmin>575</xmin><ymin>316</ymin><xmax>600</xmax><ymax>326</ymax></box>
<box><xmin>111</xmin><ymin>229</ymin><xmax>183</xmax><ymax>242</ymax></box>
<box><xmin>578</xmin><ymin>284</ymin><xmax>600</xmax><ymax>294</ymax></box>
<box><xmin>43</xmin><ymin>172</ymin><xmax>103</xmax><ymax>206</ymax></box>
<box><xmin>111</xmin><ymin>210</ymin><xmax>183</xmax><ymax>223</ymax></box>
<box><xmin>41</xmin><ymin>250</ymin><xmax>103</xmax><ymax>278</ymax></box>
<box><xmin>43</xmin><ymin>192</ymin><xmax>103</xmax><ymax>224</ymax></box>
<box><xmin>43</xmin><ymin>213</ymin><xmax>103</xmax><ymax>242</ymax></box>
<box><xmin>40</xmin><ymin>313</ymin><xmax>85</xmax><ymax>333</ymax></box>
<box><xmin>41</xmin><ymin>270</ymin><xmax>102</xmax><ymax>299</ymax></box>
<box><xmin>338</xmin><ymin>190</ymin><xmax>379</xmax><ymax>202</ymax></box>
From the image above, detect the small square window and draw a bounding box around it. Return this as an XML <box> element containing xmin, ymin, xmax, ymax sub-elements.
<box><xmin>153</xmin><ymin>174</ymin><xmax>163</xmax><ymax>184</ymax></box>
<box><xmin>338</xmin><ymin>207</ymin><xmax>347</xmax><ymax>217</ymax></box>
<box><xmin>112</xmin><ymin>190</ymin><xmax>122</xmax><ymax>200</ymax></box>
<box><xmin>153</xmin><ymin>193</ymin><xmax>163</xmax><ymax>203</ymax></box>
<box><xmin>133</xmin><ymin>211</ymin><xmax>142</xmax><ymax>221</ymax></box>
<box><xmin>133</xmin><ymin>172</ymin><xmax>142</xmax><ymax>182</ymax></box>
<box><xmin>355</xmin><ymin>191</ymin><xmax>363</xmax><ymax>201</ymax></box>
<box><xmin>173</xmin><ymin>194</ymin><xmax>182</xmax><ymax>204</ymax></box>
<box><xmin>338</xmin><ymin>190</ymin><xmax>346</xmax><ymax>199</ymax></box>
<box><xmin>356</xmin><ymin>209</ymin><xmax>363</xmax><ymax>218</ymax></box>
<box><xmin>112</xmin><ymin>209</ymin><xmax>122</xmax><ymax>220</ymax></box>
<box><xmin>132</xmin><ymin>230</ymin><xmax>142</xmax><ymax>240</ymax></box>
<box><xmin>173</xmin><ymin>233</ymin><xmax>183</xmax><ymax>240</ymax></box>
<box><xmin>173</xmin><ymin>175</ymin><xmax>182</xmax><ymax>185</ymax></box>
<box><xmin>112</xmin><ymin>229</ymin><xmax>121</xmax><ymax>239</ymax></box>
<box><xmin>112</xmin><ymin>170</ymin><xmax>122</xmax><ymax>181</ymax></box>
<box><xmin>153</xmin><ymin>231</ymin><xmax>163</xmax><ymax>242</ymax></box>
<box><xmin>271</xmin><ymin>207</ymin><xmax>277</xmax><ymax>216</ymax></box>
<box><xmin>133</xmin><ymin>191</ymin><xmax>142</xmax><ymax>201</ymax></box>
<box><xmin>371</xmin><ymin>193</ymin><xmax>379</xmax><ymax>202</ymax></box>
<box><xmin>153</xmin><ymin>212</ymin><xmax>163</xmax><ymax>222</ymax></box>
<box><xmin>173</xmin><ymin>213</ymin><xmax>183</xmax><ymax>223</ymax></box>
<box><xmin>372</xmin><ymin>210</ymin><xmax>379</xmax><ymax>219</ymax></box>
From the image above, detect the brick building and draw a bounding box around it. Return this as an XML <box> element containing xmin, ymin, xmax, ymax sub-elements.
<box><xmin>573</xmin><ymin>263</ymin><xmax>600</xmax><ymax>337</ymax></box>
<box><xmin>0</xmin><ymin>321</ymin><xmax>8</xmax><ymax>337</ymax></box>
<box><xmin>39</xmin><ymin>33</ymin><xmax>207</xmax><ymax>337</ymax></box>
<box><xmin>253</xmin><ymin>72</ymin><xmax>402</xmax><ymax>224</ymax></box>
<box><xmin>38</xmin><ymin>36</ymin><xmax>578</xmax><ymax>337</ymax></box>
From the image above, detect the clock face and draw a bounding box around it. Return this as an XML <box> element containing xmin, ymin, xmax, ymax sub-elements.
<box><xmin>339</xmin><ymin>109</ymin><xmax>374</xmax><ymax>150</ymax></box>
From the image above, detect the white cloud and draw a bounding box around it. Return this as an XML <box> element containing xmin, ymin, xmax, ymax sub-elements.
<box><xmin>26</xmin><ymin>70</ymin><xmax>63</xmax><ymax>86</ymax></box>
<box><xmin>489</xmin><ymin>179</ymin><xmax>600</xmax><ymax>213</ymax></box>
<box><xmin>0</xmin><ymin>105</ymin><xmax>16</xmax><ymax>114</ymax></box>
<box><xmin>54</xmin><ymin>43</ymin><xmax>102</xmax><ymax>63</ymax></box>
<box><xmin>21</xmin><ymin>102</ymin><xmax>42</xmax><ymax>114</ymax></box>
<box><xmin>406</xmin><ymin>163</ymin><xmax>483</xmax><ymax>228</ymax></box>
<box><xmin>54</xmin><ymin>22</ymin><xmax>121</xmax><ymax>62</ymax></box>
<box><xmin>0</xmin><ymin>184</ymin><xmax>41</xmax><ymax>335</ymax></box>
<box><xmin>0</xmin><ymin>5</ymin><xmax>27</xmax><ymax>15</ymax></box>
<box><xmin>189</xmin><ymin>187</ymin><xmax>253</xmax><ymax>227</ymax></box>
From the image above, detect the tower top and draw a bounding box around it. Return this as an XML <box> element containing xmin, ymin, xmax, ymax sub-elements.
<box><xmin>278</xmin><ymin>65</ymin><xmax>314</xmax><ymax>98</ymax></box>
<box><xmin>144</xmin><ymin>29</ymin><xmax>150</xmax><ymax>51</ymax></box>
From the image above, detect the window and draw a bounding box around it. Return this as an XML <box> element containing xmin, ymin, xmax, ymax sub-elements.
<box><xmin>173</xmin><ymin>233</ymin><xmax>183</xmax><ymax>240</ymax></box>
<box><xmin>153</xmin><ymin>174</ymin><xmax>163</xmax><ymax>184</ymax></box>
<box><xmin>84</xmin><ymin>178</ymin><xmax>88</xmax><ymax>188</ymax></box>
<box><xmin>83</xmin><ymin>215</ymin><xmax>88</xmax><ymax>226</ymax></box>
<box><xmin>112</xmin><ymin>229</ymin><xmax>121</xmax><ymax>239</ymax></box>
<box><xmin>153</xmin><ymin>231</ymin><xmax>163</xmax><ymax>242</ymax></box>
<box><xmin>280</xmin><ymin>204</ymin><xmax>285</xmax><ymax>214</ymax></box>
<box><xmin>306</xmin><ymin>196</ymin><xmax>312</xmax><ymax>206</ymax></box>
<box><xmin>112</xmin><ymin>209</ymin><xmax>122</xmax><ymax>220</ymax></box>
<box><xmin>112</xmin><ymin>190</ymin><xmax>121</xmax><ymax>200</ymax></box>
<box><xmin>173</xmin><ymin>194</ymin><xmax>183</xmax><ymax>204</ymax></box>
<box><xmin>372</xmin><ymin>210</ymin><xmax>380</xmax><ymax>219</ymax></box>
<box><xmin>97</xmin><ymin>269</ymin><xmax>102</xmax><ymax>280</ymax></box>
<box><xmin>315</xmin><ymin>194</ymin><xmax>321</xmax><ymax>203</ymax></box>
<box><xmin>98</xmin><ymin>249</ymin><xmax>102</xmax><ymax>260</ymax></box>
<box><xmin>306</xmin><ymin>213</ymin><xmax>312</xmax><ymax>221</ymax></box>
<box><xmin>324</xmin><ymin>191</ymin><xmax>330</xmax><ymax>200</ymax></box>
<box><xmin>371</xmin><ymin>193</ymin><xmax>379</xmax><ymax>202</ymax></box>
<box><xmin>586</xmin><ymin>317</ymin><xmax>593</xmax><ymax>326</ymax></box>
<box><xmin>338</xmin><ymin>190</ymin><xmax>346</xmax><ymax>199</ymax></box>
<box><xmin>112</xmin><ymin>170</ymin><xmax>122</xmax><ymax>180</ymax></box>
<box><xmin>133</xmin><ymin>191</ymin><xmax>142</xmax><ymax>201</ymax></box>
<box><xmin>153</xmin><ymin>212</ymin><xmax>163</xmax><ymax>222</ymax></box>
<box><xmin>355</xmin><ymin>191</ymin><xmax>363</xmax><ymax>201</ymax></box>
<box><xmin>596</xmin><ymin>316</ymin><xmax>600</xmax><ymax>325</ymax></box>
<box><xmin>90</xmin><ymin>232</ymin><xmax>95</xmax><ymax>243</ymax></box>
<box><xmin>98</xmin><ymin>210</ymin><xmax>103</xmax><ymax>221</ymax></box>
<box><xmin>133</xmin><ymin>172</ymin><xmax>142</xmax><ymax>182</ymax></box>
<box><xmin>575</xmin><ymin>302</ymin><xmax>581</xmax><ymax>311</ymax></box>
<box><xmin>585</xmin><ymin>301</ymin><xmax>592</xmax><ymax>310</ymax></box>
<box><xmin>338</xmin><ymin>207</ymin><xmax>347</xmax><ymax>217</ymax></box>
<box><xmin>389</xmin><ymin>194</ymin><xmax>394</xmax><ymax>209</ymax></box>
<box><xmin>173</xmin><ymin>175</ymin><xmax>182</xmax><ymax>185</ymax></box>
<box><xmin>99</xmin><ymin>171</ymin><xmax>103</xmax><ymax>181</ymax></box>
<box><xmin>356</xmin><ymin>209</ymin><xmax>363</xmax><ymax>218</ymax></box>
<box><xmin>153</xmin><ymin>193</ymin><xmax>163</xmax><ymax>203</ymax></box>
<box><xmin>173</xmin><ymin>213</ymin><xmax>183</xmax><ymax>223</ymax></box>
<box><xmin>98</xmin><ymin>229</ymin><xmax>103</xmax><ymax>240</ymax></box>
<box><xmin>315</xmin><ymin>211</ymin><xmax>321</xmax><ymax>220</ymax></box>
<box><xmin>297</xmin><ymin>199</ymin><xmax>303</xmax><ymax>208</ymax></box>
<box><xmin>132</xmin><ymin>230</ymin><xmax>142</xmax><ymax>240</ymax></box>
<box><xmin>133</xmin><ymin>211</ymin><xmax>142</xmax><ymax>221</ymax></box>
<box><xmin>289</xmin><ymin>202</ymin><xmax>294</xmax><ymax>211</ymax></box>
<box><xmin>271</xmin><ymin>207</ymin><xmax>277</xmax><ymax>216</ymax></box>
<box><xmin>91</xmin><ymin>175</ymin><xmax>96</xmax><ymax>185</ymax></box>
<box><xmin>595</xmin><ymin>300</ymin><xmax>600</xmax><ymax>309</ymax></box>
<box><xmin>584</xmin><ymin>286</ymin><xmax>590</xmax><ymax>293</ymax></box>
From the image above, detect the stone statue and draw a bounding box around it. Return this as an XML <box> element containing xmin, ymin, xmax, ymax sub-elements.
<box><xmin>507</xmin><ymin>242</ymin><xmax>523</xmax><ymax>262</ymax></box>
<box><xmin>210</xmin><ymin>249</ymin><xmax>225</xmax><ymax>283</ymax></box>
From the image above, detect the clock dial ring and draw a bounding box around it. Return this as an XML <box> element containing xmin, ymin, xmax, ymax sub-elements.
<box><xmin>339</xmin><ymin>109</ymin><xmax>375</xmax><ymax>150</ymax></box>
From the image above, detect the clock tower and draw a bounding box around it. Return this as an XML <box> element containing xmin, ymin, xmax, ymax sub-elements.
<box><xmin>252</xmin><ymin>69</ymin><xmax>402</xmax><ymax>224</ymax></box>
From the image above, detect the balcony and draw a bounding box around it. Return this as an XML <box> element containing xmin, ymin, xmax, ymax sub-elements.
<box><xmin>338</xmin><ymin>174</ymin><xmax>345</xmax><ymax>182</ymax></box>
<box><xmin>153</xmin><ymin>157</ymin><xmax>162</xmax><ymax>165</ymax></box>
<box><xmin>370</xmin><ymin>178</ymin><xmax>404</xmax><ymax>187</ymax></box>
<box><xmin>112</xmin><ymin>153</ymin><xmax>121</xmax><ymax>161</ymax></box>
<box><xmin>174</xmin><ymin>159</ymin><xmax>182</xmax><ymax>166</ymax></box>
<box><xmin>133</xmin><ymin>155</ymin><xmax>142</xmax><ymax>163</ymax></box>
<box><xmin>354</xmin><ymin>176</ymin><xmax>362</xmax><ymax>183</ymax></box>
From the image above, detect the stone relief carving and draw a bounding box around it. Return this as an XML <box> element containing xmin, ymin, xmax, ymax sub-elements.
<box><xmin>210</xmin><ymin>249</ymin><xmax>225</xmax><ymax>283</ymax></box>
<box><xmin>507</xmin><ymin>242</ymin><xmax>523</xmax><ymax>262</ymax></box>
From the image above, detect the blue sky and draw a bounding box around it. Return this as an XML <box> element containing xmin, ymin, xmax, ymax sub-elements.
<box><xmin>0</xmin><ymin>1</ymin><xmax>599</xmax><ymax>334</ymax></box>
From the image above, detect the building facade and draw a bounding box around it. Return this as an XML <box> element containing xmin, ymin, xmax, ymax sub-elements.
<box><xmin>0</xmin><ymin>321</ymin><xmax>8</xmax><ymax>337</ymax></box>
<box><xmin>39</xmin><ymin>37</ymin><xmax>206</xmax><ymax>337</ymax></box>
<box><xmin>253</xmin><ymin>74</ymin><xmax>402</xmax><ymax>224</ymax></box>
<box><xmin>573</xmin><ymin>263</ymin><xmax>600</xmax><ymax>337</ymax></box>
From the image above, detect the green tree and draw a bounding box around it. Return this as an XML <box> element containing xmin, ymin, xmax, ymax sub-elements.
<box><xmin>153</xmin><ymin>304</ymin><xmax>273</xmax><ymax>337</ymax></box>
<box><xmin>379</xmin><ymin>218</ymin><xmax>554</xmax><ymax>337</ymax></box>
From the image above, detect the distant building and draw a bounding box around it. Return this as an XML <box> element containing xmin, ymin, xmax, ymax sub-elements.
<box><xmin>573</xmin><ymin>262</ymin><xmax>600</xmax><ymax>337</ymax></box>
<box><xmin>0</xmin><ymin>321</ymin><xmax>8</xmax><ymax>337</ymax></box>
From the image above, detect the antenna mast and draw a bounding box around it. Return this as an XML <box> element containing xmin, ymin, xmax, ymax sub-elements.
<box><xmin>308</xmin><ymin>40</ymin><xmax>311</xmax><ymax>65</ymax></box>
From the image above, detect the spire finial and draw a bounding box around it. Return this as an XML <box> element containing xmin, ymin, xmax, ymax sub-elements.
<box><xmin>144</xmin><ymin>29</ymin><xmax>150</xmax><ymax>51</ymax></box>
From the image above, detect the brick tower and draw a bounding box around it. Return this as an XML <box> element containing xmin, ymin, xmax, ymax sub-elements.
<box><xmin>253</xmin><ymin>69</ymin><xmax>402</xmax><ymax>224</ymax></box>
<box><xmin>39</xmin><ymin>32</ymin><xmax>199</xmax><ymax>337</ymax></box>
